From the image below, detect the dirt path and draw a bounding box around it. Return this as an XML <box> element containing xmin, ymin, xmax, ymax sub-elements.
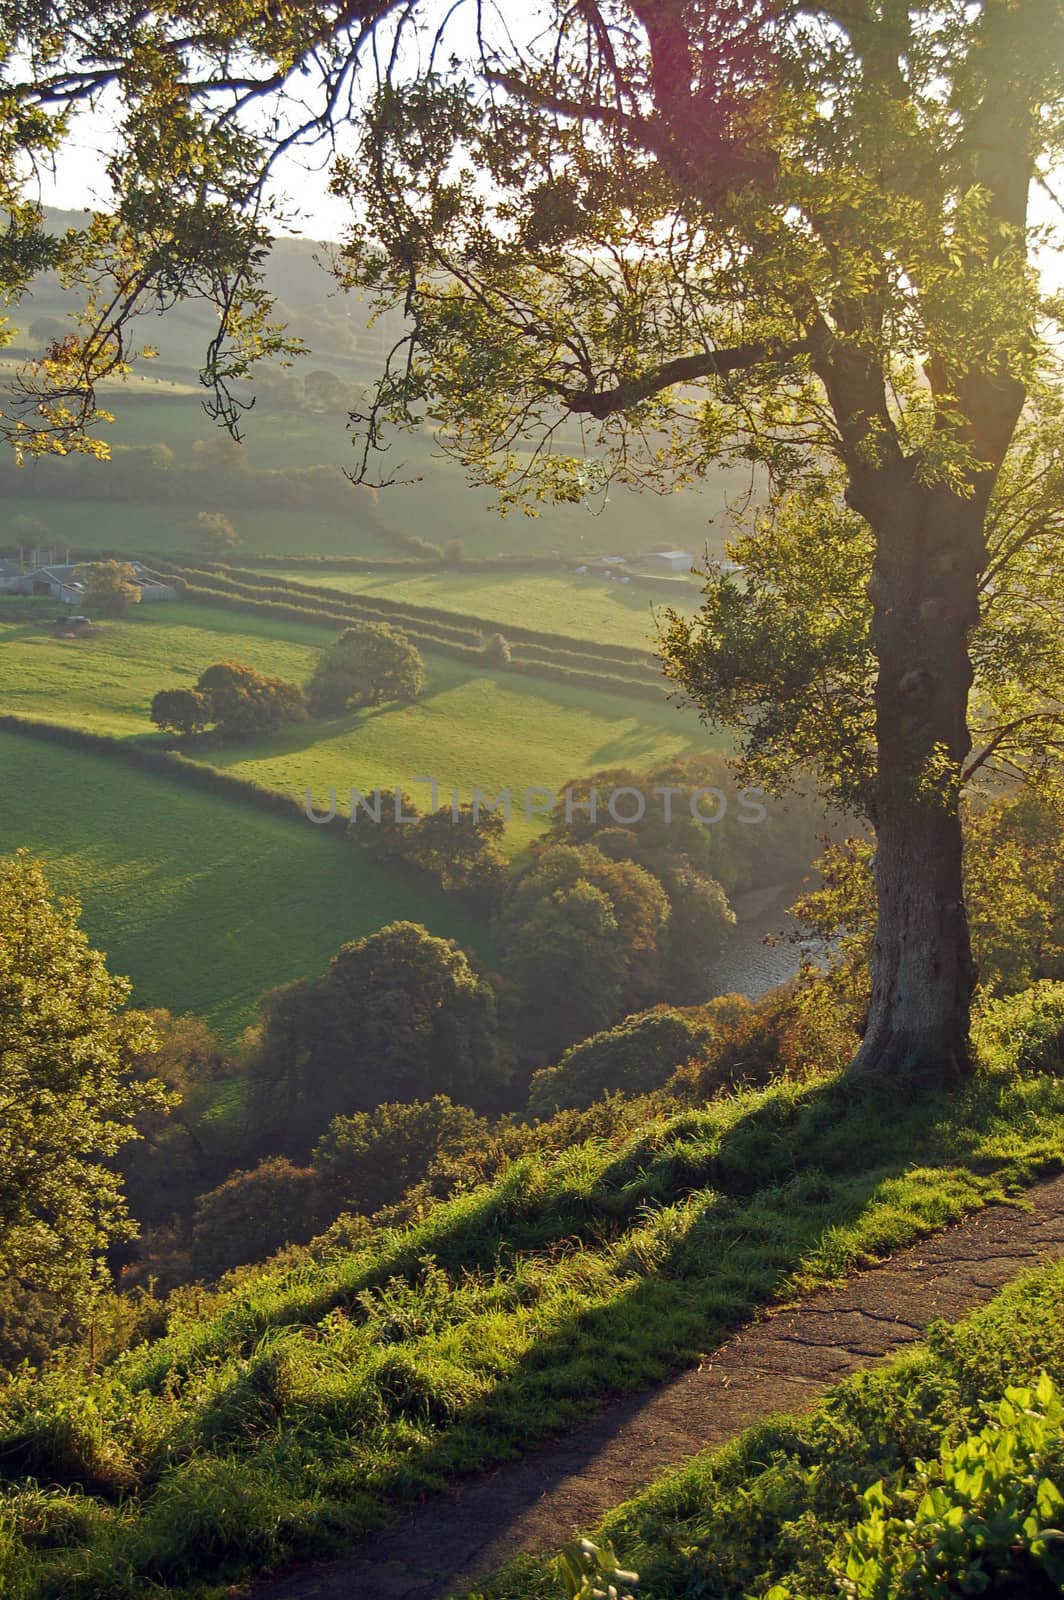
<box><xmin>243</xmin><ymin>1171</ymin><xmax>1064</xmax><ymax>1600</ymax></box>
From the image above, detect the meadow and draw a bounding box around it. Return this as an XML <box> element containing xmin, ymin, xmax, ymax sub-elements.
<box><xmin>0</xmin><ymin>601</ymin><xmax>721</xmax><ymax>1028</ymax></box>
<box><xmin>2</xmin><ymin>373</ymin><xmax>737</xmax><ymax>561</ymax></box>
<box><xmin>2</xmin><ymin>495</ymin><xmax>396</xmax><ymax>562</ymax></box>
<box><xmin>0</xmin><ymin>728</ymin><xmax>492</xmax><ymax>1042</ymax></box>
<box><xmin>0</xmin><ymin>603</ymin><xmax>721</xmax><ymax>851</ymax></box>
<box><xmin>266</xmin><ymin>566</ymin><xmax>703</xmax><ymax>650</ymax></box>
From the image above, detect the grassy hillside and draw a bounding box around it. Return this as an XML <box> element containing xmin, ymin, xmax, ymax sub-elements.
<box><xmin>0</xmin><ymin>495</ymin><xmax>395</xmax><ymax>561</ymax></box>
<box><xmin>0</xmin><ymin>729</ymin><xmax>493</xmax><ymax>1041</ymax></box>
<box><xmin>0</xmin><ymin>1012</ymin><xmax>1061</xmax><ymax>1598</ymax></box>
<box><xmin>0</xmin><ymin>604</ymin><xmax>719</xmax><ymax>851</ymax></box>
<box><xmin>0</xmin><ymin>605</ymin><xmax>327</xmax><ymax>737</ymax></box>
<box><xmin>266</xmin><ymin>566</ymin><xmax>702</xmax><ymax>650</ymax></box>
<box><xmin>3</xmin><ymin>333</ymin><xmax>738</xmax><ymax>564</ymax></box>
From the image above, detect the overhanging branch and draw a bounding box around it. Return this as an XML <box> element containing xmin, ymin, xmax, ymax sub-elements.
<box><xmin>557</xmin><ymin>337</ymin><xmax>811</xmax><ymax>418</ymax></box>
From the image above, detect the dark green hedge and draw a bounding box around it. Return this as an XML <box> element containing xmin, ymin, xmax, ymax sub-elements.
<box><xmin>503</xmin><ymin>657</ymin><xmax>666</xmax><ymax>702</ymax></box>
<box><xmin>0</xmin><ymin>713</ymin><xmax>350</xmax><ymax>835</ymax></box>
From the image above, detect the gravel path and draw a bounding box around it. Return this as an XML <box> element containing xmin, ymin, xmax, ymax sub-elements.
<box><xmin>241</xmin><ymin>1171</ymin><xmax>1064</xmax><ymax>1600</ymax></box>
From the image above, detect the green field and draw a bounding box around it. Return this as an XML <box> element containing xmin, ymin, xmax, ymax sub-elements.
<box><xmin>0</xmin><ymin>495</ymin><xmax>394</xmax><ymax>561</ymax></box>
<box><xmin>0</xmin><ymin>602</ymin><xmax>720</xmax><ymax>1027</ymax></box>
<box><xmin>0</xmin><ymin>730</ymin><xmax>492</xmax><ymax>1041</ymax></box>
<box><xmin>268</xmin><ymin>566</ymin><xmax>703</xmax><ymax>649</ymax></box>
<box><xmin>0</xmin><ymin>605</ymin><xmax>329</xmax><ymax>736</ymax></box>
<box><xmin>0</xmin><ymin>603</ymin><xmax>721</xmax><ymax>851</ymax></box>
<box><xmin>2</xmin><ymin>370</ymin><xmax>735</xmax><ymax>561</ymax></box>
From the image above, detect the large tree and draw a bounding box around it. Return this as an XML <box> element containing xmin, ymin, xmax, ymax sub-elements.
<box><xmin>306</xmin><ymin>623</ymin><xmax>425</xmax><ymax>712</ymax></box>
<box><xmin>0</xmin><ymin>854</ymin><xmax>169</xmax><ymax>1307</ymax></box>
<box><xmin>325</xmin><ymin>1</ymin><xmax>1064</xmax><ymax>1084</ymax></box>
<box><xmin>7</xmin><ymin>2</ymin><xmax>1064</xmax><ymax>1084</ymax></box>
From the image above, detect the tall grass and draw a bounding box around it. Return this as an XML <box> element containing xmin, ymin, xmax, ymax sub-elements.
<box><xmin>0</xmin><ymin>1033</ymin><xmax>1061</xmax><ymax>1598</ymax></box>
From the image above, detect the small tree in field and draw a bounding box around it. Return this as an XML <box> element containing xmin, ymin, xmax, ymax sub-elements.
<box><xmin>195</xmin><ymin>660</ymin><xmax>308</xmax><ymax>738</ymax></box>
<box><xmin>306</xmin><ymin>623</ymin><xmax>425</xmax><ymax>713</ymax></box>
<box><xmin>149</xmin><ymin>687</ymin><xmax>212</xmax><ymax>737</ymax></box>
<box><xmin>77</xmin><ymin>561</ymin><xmax>140</xmax><ymax>617</ymax></box>
<box><xmin>192</xmin><ymin>510</ymin><xmax>240</xmax><ymax>559</ymax></box>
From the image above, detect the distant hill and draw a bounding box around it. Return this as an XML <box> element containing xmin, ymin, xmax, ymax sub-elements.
<box><xmin>2</xmin><ymin>210</ymin><xmax>744</xmax><ymax>564</ymax></box>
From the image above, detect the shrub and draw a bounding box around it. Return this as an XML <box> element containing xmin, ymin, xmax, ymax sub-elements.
<box><xmin>191</xmin><ymin>1158</ymin><xmax>323</xmax><ymax>1279</ymax></box>
<box><xmin>527</xmin><ymin>1008</ymin><xmax>715</xmax><ymax>1117</ymax></box>
<box><xmin>557</xmin><ymin>1539</ymin><xmax>639</xmax><ymax>1600</ymax></box>
<box><xmin>974</xmin><ymin>981</ymin><xmax>1064</xmax><ymax>1076</ymax></box>
<box><xmin>667</xmin><ymin>985</ymin><xmax>855</xmax><ymax>1103</ymax></box>
<box><xmin>0</xmin><ymin>1280</ymin><xmax>80</xmax><ymax>1376</ymax></box>
<box><xmin>313</xmin><ymin>1097</ymin><xmax>489</xmax><ymax>1217</ymax></box>
<box><xmin>75</xmin><ymin>560</ymin><xmax>141</xmax><ymax>617</ymax></box>
<box><xmin>192</xmin><ymin>510</ymin><xmax>240</xmax><ymax>558</ymax></box>
<box><xmin>480</xmin><ymin>631</ymin><xmax>512</xmax><ymax>665</ymax></box>
<box><xmin>841</xmin><ymin>1372</ymin><xmax>1064</xmax><ymax>1599</ymax></box>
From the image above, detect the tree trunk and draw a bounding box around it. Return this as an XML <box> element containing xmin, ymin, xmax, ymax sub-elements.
<box><xmin>851</xmin><ymin>789</ymin><xmax>975</xmax><ymax>1085</ymax></box>
<box><xmin>847</xmin><ymin>477</ymin><xmax>986</xmax><ymax>1086</ymax></box>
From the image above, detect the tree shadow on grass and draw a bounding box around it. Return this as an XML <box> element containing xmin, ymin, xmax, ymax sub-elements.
<box><xmin>366</xmin><ymin>1071</ymin><xmax>1002</xmax><ymax>1500</ymax></box>
<box><xmin>80</xmin><ymin>1070</ymin><xmax>1029</xmax><ymax>1592</ymax></box>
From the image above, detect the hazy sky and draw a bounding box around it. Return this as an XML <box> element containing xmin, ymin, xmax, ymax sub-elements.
<box><xmin>38</xmin><ymin>97</ymin><xmax>1064</xmax><ymax>290</ymax></box>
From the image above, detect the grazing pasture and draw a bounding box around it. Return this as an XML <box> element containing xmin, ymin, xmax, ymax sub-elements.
<box><xmin>0</xmin><ymin>728</ymin><xmax>493</xmax><ymax>1041</ymax></box>
<box><xmin>265</xmin><ymin>566</ymin><xmax>704</xmax><ymax>650</ymax></box>
<box><xmin>0</xmin><ymin>604</ymin><xmax>722</xmax><ymax>851</ymax></box>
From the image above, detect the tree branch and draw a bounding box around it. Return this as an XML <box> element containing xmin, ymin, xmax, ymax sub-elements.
<box><xmin>556</xmin><ymin>337</ymin><xmax>811</xmax><ymax>418</ymax></box>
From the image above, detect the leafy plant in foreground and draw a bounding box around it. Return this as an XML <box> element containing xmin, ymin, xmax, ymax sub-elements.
<box><xmin>838</xmin><ymin>1372</ymin><xmax>1064</xmax><ymax>1599</ymax></box>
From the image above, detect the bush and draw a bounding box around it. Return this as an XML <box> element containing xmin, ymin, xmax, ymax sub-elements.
<box><xmin>527</xmin><ymin>1008</ymin><xmax>715</xmax><ymax>1117</ymax></box>
<box><xmin>667</xmin><ymin>985</ymin><xmax>856</xmax><ymax>1102</ymax></box>
<box><xmin>841</xmin><ymin>1372</ymin><xmax>1064</xmax><ymax>1599</ymax></box>
<box><xmin>0</xmin><ymin>1281</ymin><xmax>80</xmax><ymax>1376</ymax></box>
<box><xmin>191</xmin><ymin>1158</ymin><xmax>323</xmax><ymax>1279</ymax></box>
<box><xmin>480</xmin><ymin>631</ymin><xmax>512</xmax><ymax>666</ymax></box>
<box><xmin>76</xmin><ymin>560</ymin><xmax>141</xmax><ymax>617</ymax></box>
<box><xmin>974</xmin><ymin>982</ymin><xmax>1064</xmax><ymax>1076</ymax></box>
<box><xmin>313</xmin><ymin>1098</ymin><xmax>489</xmax><ymax>1217</ymax></box>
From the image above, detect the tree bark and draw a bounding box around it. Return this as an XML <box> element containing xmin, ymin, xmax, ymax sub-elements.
<box><xmin>847</xmin><ymin>476</ymin><xmax>987</xmax><ymax>1086</ymax></box>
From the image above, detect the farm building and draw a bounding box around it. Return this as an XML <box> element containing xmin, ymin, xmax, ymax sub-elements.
<box><xmin>8</xmin><ymin>566</ymin><xmax>85</xmax><ymax>603</ymax></box>
<box><xmin>646</xmin><ymin>549</ymin><xmax>694</xmax><ymax>573</ymax></box>
<box><xmin>2</xmin><ymin>562</ymin><xmax>178</xmax><ymax>604</ymax></box>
